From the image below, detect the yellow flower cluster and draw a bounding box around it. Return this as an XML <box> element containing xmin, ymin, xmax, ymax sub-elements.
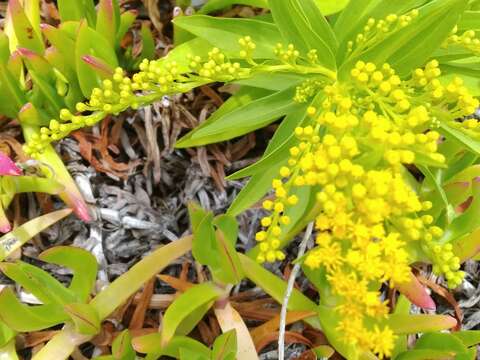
<box><xmin>444</xmin><ymin>27</ymin><xmax>480</xmax><ymax>56</ymax></box>
<box><xmin>255</xmin><ymin>59</ymin><xmax>477</xmax><ymax>357</ymax></box>
<box><xmin>24</xmin><ymin>48</ymin><xmax>250</xmax><ymax>158</ymax></box>
<box><xmin>347</xmin><ymin>10</ymin><xmax>419</xmax><ymax>56</ymax></box>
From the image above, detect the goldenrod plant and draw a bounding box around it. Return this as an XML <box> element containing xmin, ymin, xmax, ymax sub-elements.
<box><xmin>6</xmin><ymin>0</ymin><xmax>480</xmax><ymax>358</ymax></box>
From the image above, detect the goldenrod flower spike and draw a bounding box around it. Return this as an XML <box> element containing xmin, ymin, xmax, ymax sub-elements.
<box><xmin>256</xmin><ymin>59</ymin><xmax>479</xmax><ymax>358</ymax></box>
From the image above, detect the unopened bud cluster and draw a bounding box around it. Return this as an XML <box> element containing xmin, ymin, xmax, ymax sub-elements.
<box><xmin>347</xmin><ymin>10</ymin><xmax>419</xmax><ymax>55</ymax></box>
<box><xmin>24</xmin><ymin>47</ymin><xmax>251</xmax><ymax>157</ymax></box>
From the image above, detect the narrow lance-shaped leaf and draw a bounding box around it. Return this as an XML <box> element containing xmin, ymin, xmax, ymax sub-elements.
<box><xmin>96</xmin><ymin>0</ymin><xmax>117</xmax><ymax>47</ymax></box>
<box><xmin>160</xmin><ymin>282</ymin><xmax>221</xmax><ymax>346</ymax></box>
<box><xmin>39</xmin><ymin>246</ymin><xmax>98</xmax><ymax>302</ymax></box>
<box><xmin>396</xmin><ymin>272</ymin><xmax>436</xmax><ymax>310</ymax></box>
<box><xmin>211</xmin><ymin>330</ymin><xmax>237</xmax><ymax>360</ymax></box>
<box><xmin>7</xmin><ymin>0</ymin><xmax>44</xmax><ymax>54</ymax></box>
<box><xmin>132</xmin><ymin>334</ymin><xmax>211</xmax><ymax>358</ymax></box>
<box><xmin>90</xmin><ymin>236</ymin><xmax>192</xmax><ymax>319</ymax></box>
<box><xmin>57</xmin><ymin>0</ymin><xmax>85</xmax><ymax>21</ymax></box>
<box><xmin>0</xmin><ymin>288</ymin><xmax>68</xmax><ymax>332</ymax></box>
<box><xmin>64</xmin><ymin>303</ymin><xmax>101</xmax><ymax>336</ymax></box>
<box><xmin>0</xmin><ymin>261</ymin><xmax>77</xmax><ymax>305</ymax></box>
<box><xmin>82</xmin><ymin>55</ymin><xmax>115</xmax><ymax>79</ymax></box>
<box><xmin>0</xmin><ymin>209</ymin><xmax>72</xmax><ymax>261</ymax></box>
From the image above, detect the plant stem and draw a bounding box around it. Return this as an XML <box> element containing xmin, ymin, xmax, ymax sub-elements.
<box><xmin>278</xmin><ymin>221</ymin><xmax>314</xmax><ymax>360</ymax></box>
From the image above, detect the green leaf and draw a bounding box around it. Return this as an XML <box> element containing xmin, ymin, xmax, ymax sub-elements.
<box><xmin>439</xmin><ymin>122</ymin><xmax>480</xmax><ymax>156</ymax></box>
<box><xmin>57</xmin><ymin>0</ymin><xmax>85</xmax><ymax>21</ymax></box>
<box><xmin>212</xmin><ymin>330</ymin><xmax>237</xmax><ymax>360</ymax></box>
<box><xmin>199</xmin><ymin>0</ymin><xmax>268</xmax><ymax>14</ymax></box>
<box><xmin>340</xmin><ymin>0</ymin><xmax>468</xmax><ymax>77</ymax></box>
<box><xmin>176</xmin><ymin>86</ymin><xmax>272</xmax><ymax>148</ymax></box>
<box><xmin>180</xmin><ymin>348</ymin><xmax>209</xmax><ymax>360</ymax></box>
<box><xmin>96</xmin><ymin>0</ymin><xmax>117</xmax><ymax>47</ymax></box>
<box><xmin>133</xmin><ymin>334</ymin><xmax>210</xmax><ymax>358</ymax></box>
<box><xmin>64</xmin><ymin>303</ymin><xmax>101</xmax><ymax>335</ymax></box>
<box><xmin>0</xmin><ymin>288</ymin><xmax>67</xmax><ymax>332</ymax></box>
<box><xmin>0</xmin><ymin>209</ymin><xmax>72</xmax><ymax>262</ymax></box>
<box><xmin>212</xmin><ymin>216</ymin><xmax>244</xmax><ymax>284</ymax></box>
<box><xmin>443</xmin><ymin>178</ymin><xmax>480</xmax><ymax>242</ymax></box>
<box><xmin>75</xmin><ymin>22</ymin><xmax>119</xmax><ymax>97</ymax></box>
<box><xmin>0</xmin><ymin>31</ymin><xmax>11</xmax><ymax>65</ymax></box>
<box><xmin>188</xmin><ymin>203</ymin><xmax>218</xmax><ymax>267</ymax></box>
<box><xmin>413</xmin><ymin>333</ymin><xmax>468</xmax><ymax>356</ymax></box>
<box><xmin>90</xmin><ymin>236</ymin><xmax>192</xmax><ymax>320</ymax></box>
<box><xmin>0</xmin><ymin>261</ymin><xmax>77</xmax><ymax>305</ymax></box>
<box><xmin>452</xmin><ymin>331</ymin><xmax>480</xmax><ymax>347</ymax></box>
<box><xmin>0</xmin><ymin>62</ymin><xmax>26</xmax><ymax>118</ymax></box>
<box><xmin>395</xmin><ymin>349</ymin><xmax>457</xmax><ymax>360</ymax></box>
<box><xmin>173</xmin><ymin>15</ymin><xmax>283</xmax><ymax>59</ymax></box>
<box><xmin>239</xmin><ymin>254</ymin><xmax>317</xmax><ymax>313</ymax></box>
<box><xmin>334</xmin><ymin>0</ymin><xmax>429</xmax><ymax>60</ymax></box>
<box><xmin>140</xmin><ymin>23</ymin><xmax>155</xmax><ymax>61</ymax></box>
<box><xmin>116</xmin><ymin>10</ymin><xmax>137</xmax><ymax>48</ymax></box>
<box><xmin>0</xmin><ymin>340</ymin><xmax>19</xmax><ymax>360</ymax></box>
<box><xmin>7</xmin><ymin>0</ymin><xmax>44</xmax><ymax>54</ymax></box>
<box><xmin>112</xmin><ymin>330</ymin><xmax>136</xmax><ymax>360</ymax></box>
<box><xmin>458</xmin><ymin>10</ymin><xmax>480</xmax><ymax>30</ymax></box>
<box><xmin>382</xmin><ymin>314</ymin><xmax>457</xmax><ymax>334</ymax></box>
<box><xmin>176</xmin><ymin>87</ymin><xmax>302</xmax><ymax>147</ymax></box>
<box><xmin>268</xmin><ymin>0</ymin><xmax>336</xmax><ymax>69</ymax></box>
<box><xmin>39</xmin><ymin>246</ymin><xmax>98</xmax><ymax>303</ymax></box>
<box><xmin>160</xmin><ymin>283</ymin><xmax>220</xmax><ymax>346</ymax></box>
<box><xmin>0</xmin><ymin>321</ymin><xmax>15</xmax><ymax>349</ymax></box>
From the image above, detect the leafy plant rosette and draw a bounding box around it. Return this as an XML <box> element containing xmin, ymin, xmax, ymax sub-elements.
<box><xmin>16</xmin><ymin>0</ymin><xmax>480</xmax><ymax>358</ymax></box>
<box><xmin>0</xmin><ymin>0</ymin><xmax>155</xmax><ymax>222</ymax></box>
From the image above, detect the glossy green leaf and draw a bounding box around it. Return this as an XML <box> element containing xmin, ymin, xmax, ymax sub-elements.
<box><xmin>96</xmin><ymin>0</ymin><xmax>117</xmax><ymax>47</ymax></box>
<box><xmin>90</xmin><ymin>236</ymin><xmax>192</xmax><ymax>320</ymax></box>
<box><xmin>7</xmin><ymin>0</ymin><xmax>44</xmax><ymax>54</ymax></box>
<box><xmin>160</xmin><ymin>283</ymin><xmax>220</xmax><ymax>346</ymax></box>
<box><xmin>173</xmin><ymin>15</ymin><xmax>283</xmax><ymax>59</ymax></box>
<box><xmin>10</xmin><ymin>175</ymin><xmax>62</xmax><ymax>195</ymax></box>
<box><xmin>458</xmin><ymin>10</ymin><xmax>480</xmax><ymax>30</ymax></box>
<box><xmin>0</xmin><ymin>62</ymin><xmax>26</xmax><ymax>118</ymax></box>
<box><xmin>116</xmin><ymin>10</ymin><xmax>137</xmax><ymax>48</ymax></box>
<box><xmin>64</xmin><ymin>303</ymin><xmax>101</xmax><ymax>335</ymax></box>
<box><xmin>212</xmin><ymin>330</ymin><xmax>237</xmax><ymax>360</ymax></box>
<box><xmin>75</xmin><ymin>22</ymin><xmax>119</xmax><ymax>97</ymax></box>
<box><xmin>82</xmin><ymin>55</ymin><xmax>115</xmax><ymax>79</ymax></box>
<box><xmin>140</xmin><ymin>23</ymin><xmax>156</xmax><ymax>61</ymax></box>
<box><xmin>0</xmin><ymin>288</ymin><xmax>67</xmax><ymax>332</ymax></box>
<box><xmin>239</xmin><ymin>254</ymin><xmax>317</xmax><ymax>313</ymax></box>
<box><xmin>111</xmin><ymin>330</ymin><xmax>136</xmax><ymax>360</ymax></box>
<box><xmin>177</xmin><ymin>87</ymin><xmax>302</xmax><ymax>147</ymax></box>
<box><xmin>452</xmin><ymin>330</ymin><xmax>480</xmax><ymax>347</ymax></box>
<box><xmin>39</xmin><ymin>246</ymin><xmax>98</xmax><ymax>303</ymax></box>
<box><xmin>381</xmin><ymin>314</ymin><xmax>457</xmax><ymax>334</ymax></box>
<box><xmin>176</xmin><ymin>86</ymin><xmax>272</xmax><ymax>148</ymax></box>
<box><xmin>440</xmin><ymin>122</ymin><xmax>480</xmax><ymax>156</ymax></box>
<box><xmin>0</xmin><ymin>31</ymin><xmax>10</xmax><ymax>65</ymax></box>
<box><xmin>0</xmin><ymin>321</ymin><xmax>15</xmax><ymax>349</ymax></box>
<box><xmin>312</xmin><ymin>345</ymin><xmax>335</xmax><ymax>358</ymax></box>
<box><xmin>199</xmin><ymin>0</ymin><xmax>268</xmax><ymax>13</ymax></box>
<box><xmin>57</xmin><ymin>0</ymin><xmax>85</xmax><ymax>22</ymax></box>
<box><xmin>443</xmin><ymin>178</ymin><xmax>480</xmax><ymax>242</ymax></box>
<box><xmin>0</xmin><ymin>209</ymin><xmax>72</xmax><ymax>262</ymax></box>
<box><xmin>180</xmin><ymin>348</ymin><xmax>209</xmax><ymax>360</ymax></box>
<box><xmin>133</xmin><ymin>334</ymin><xmax>210</xmax><ymax>358</ymax></box>
<box><xmin>415</xmin><ymin>332</ymin><xmax>467</xmax><ymax>352</ymax></box>
<box><xmin>0</xmin><ymin>261</ymin><xmax>77</xmax><ymax>305</ymax></box>
<box><xmin>339</xmin><ymin>0</ymin><xmax>466</xmax><ymax>77</ymax></box>
<box><xmin>269</xmin><ymin>0</ymin><xmax>336</xmax><ymax>69</ymax></box>
<box><xmin>395</xmin><ymin>349</ymin><xmax>457</xmax><ymax>360</ymax></box>
<box><xmin>188</xmin><ymin>203</ymin><xmax>218</xmax><ymax>267</ymax></box>
<box><xmin>29</xmin><ymin>70</ymin><xmax>64</xmax><ymax>116</ymax></box>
